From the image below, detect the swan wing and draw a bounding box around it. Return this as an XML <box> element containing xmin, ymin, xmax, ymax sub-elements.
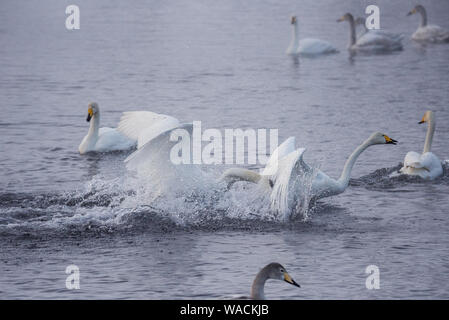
<box><xmin>401</xmin><ymin>151</ymin><xmax>443</xmax><ymax>179</ymax></box>
<box><xmin>118</xmin><ymin>111</ymin><xmax>180</xmax><ymax>148</ymax></box>
<box><xmin>270</xmin><ymin>148</ymin><xmax>309</xmax><ymax>220</ymax></box>
<box><xmin>124</xmin><ymin>123</ymin><xmax>193</xmax><ymax>170</ymax></box>
<box><xmin>403</xmin><ymin>151</ymin><xmax>424</xmax><ymax>168</ymax></box>
<box><xmin>262</xmin><ymin>136</ymin><xmax>296</xmax><ymax>176</ymax></box>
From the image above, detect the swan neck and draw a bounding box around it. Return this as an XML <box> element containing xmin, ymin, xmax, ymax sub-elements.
<box><xmin>423</xmin><ymin>117</ymin><xmax>435</xmax><ymax>154</ymax></box>
<box><xmin>348</xmin><ymin>17</ymin><xmax>356</xmax><ymax>46</ymax></box>
<box><xmin>337</xmin><ymin>140</ymin><xmax>371</xmax><ymax>189</ymax></box>
<box><xmin>88</xmin><ymin>114</ymin><xmax>100</xmax><ymax>139</ymax></box>
<box><xmin>290</xmin><ymin>23</ymin><xmax>299</xmax><ymax>49</ymax></box>
<box><xmin>419</xmin><ymin>7</ymin><xmax>427</xmax><ymax>27</ymax></box>
<box><xmin>250</xmin><ymin>270</ymin><xmax>267</xmax><ymax>299</ymax></box>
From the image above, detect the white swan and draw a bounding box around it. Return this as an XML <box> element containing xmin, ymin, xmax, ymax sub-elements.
<box><xmin>286</xmin><ymin>16</ymin><xmax>338</xmax><ymax>56</ymax></box>
<box><xmin>400</xmin><ymin>110</ymin><xmax>443</xmax><ymax>180</ymax></box>
<box><xmin>221</xmin><ymin>132</ymin><xmax>397</xmax><ymax>219</ymax></box>
<box><xmin>355</xmin><ymin>17</ymin><xmax>404</xmax><ymax>43</ymax></box>
<box><xmin>407</xmin><ymin>5</ymin><xmax>449</xmax><ymax>43</ymax></box>
<box><xmin>337</xmin><ymin>13</ymin><xmax>403</xmax><ymax>52</ymax></box>
<box><xmin>78</xmin><ymin>102</ymin><xmax>136</xmax><ymax>154</ymax></box>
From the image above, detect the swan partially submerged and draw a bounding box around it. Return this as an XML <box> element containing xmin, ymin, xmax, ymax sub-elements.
<box><xmin>78</xmin><ymin>102</ymin><xmax>136</xmax><ymax>154</ymax></box>
<box><xmin>286</xmin><ymin>16</ymin><xmax>338</xmax><ymax>56</ymax></box>
<box><xmin>221</xmin><ymin>132</ymin><xmax>397</xmax><ymax>219</ymax></box>
<box><xmin>407</xmin><ymin>5</ymin><xmax>449</xmax><ymax>43</ymax></box>
<box><xmin>400</xmin><ymin>110</ymin><xmax>443</xmax><ymax>180</ymax></box>
<box><xmin>337</xmin><ymin>13</ymin><xmax>403</xmax><ymax>53</ymax></box>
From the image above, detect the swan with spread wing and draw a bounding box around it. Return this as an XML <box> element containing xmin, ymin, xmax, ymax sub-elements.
<box><xmin>221</xmin><ymin>132</ymin><xmax>397</xmax><ymax>219</ymax></box>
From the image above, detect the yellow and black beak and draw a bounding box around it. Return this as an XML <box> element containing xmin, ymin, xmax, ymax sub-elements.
<box><xmin>418</xmin><ymin>116</ymin><xmax>425</xmax><ymax>124</ymax></box>
<box><xmin>284</xmin><ymin>272</ymin><xmax>300</xmax><ymax>288</ymax></box>
<box><xmin>407</xmin><ymin>9</ymin><xmax>415</xmax><ymax>16</ymax></box>
<box><xmin>86</xmin><ymin>108</ymin><xmax>93</xmax><ymax>122</ymax></box>
<box><xmin>384</xmin><ymin>135</ymin><xmax>398</xmax><ymax>145</ymax></box>
<box><xmin>337</xmin><ymin>16</ymin><xmax>345</xmax><ymax>22</ymax></box>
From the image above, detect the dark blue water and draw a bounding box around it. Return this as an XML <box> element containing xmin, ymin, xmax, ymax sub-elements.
<box><xmin>1</xmin><ymin>0</ymin><xmax>449</xmax><ymax>299</ymax></box>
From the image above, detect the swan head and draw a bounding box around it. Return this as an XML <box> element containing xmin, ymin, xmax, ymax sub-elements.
<box><xmin>290</xmin><ymin>16</ymin><xmax>297</xmax><ymax>25</ymax></box>
<box><xmin>337</xmin><ymin>13</ymin><xmax>354</xmax><ymax>23</ymax></box>
<box><xmin>262</xmin><ymin>263</ymin><xmax>300</xmax><ymax>287</ymax></box>
<box><xmin>418</xmin><ymin>110</ymin><xmax>434</xmax><ymax>124</ymax></box>
<box><xmin>407</xmin><ymin>5</ymin><xmax>425</xmax><ymax>16</ymax></box>
<box><xmin>86</xmin><ymin>102</ymin><xmax>99</xmax><ymax>122</ymax></box>
<box><xmin>367</xmin><ymin>132</ymin><xmax>398</xmax><ymax>145</ymax></box>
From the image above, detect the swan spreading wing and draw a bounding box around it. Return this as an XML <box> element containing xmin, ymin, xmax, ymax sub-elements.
<box><xmin>269</xmin><ymin>148</ymin><xmax>310</xmax><ymax>221</ymax></box>
<box><xmin>402</xmin><ymin>151</ymin><xmax>443</xmax><ymax>179</ymax></box>
<box><xmin>118</xmin><ymin>111</ymin><xmax>180</xmax><ymax>149</ymax></box>
<box><xmin>262</xmin><ymin>136</ymin><xmax>296</xmax><ymax>176</ymax></box>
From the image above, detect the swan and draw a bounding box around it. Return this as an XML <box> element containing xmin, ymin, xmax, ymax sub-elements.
<box><xmin>286</xmin><ymin>16</ymin><xmax>338</xmax><ymax>56</ymax></box>
<box><xmin>78</xmin><ymin>102</ymin><xmax>136</xmax><ymax>154</ymax></box>
<box><xmin>407</xmin><ymin>5</ymin><xmax>449</xmax><ymax>43</ymax></box>
<box><xmin>399</xmin><ymin>110</ymin><xmax>443</xmax><ymax>179</ymax></box>
<box><xmin>337</xmin><ymin>13</ymin><xmax>403</xmax><ymax>52</ymax></box>
<box><xmin>221</xmin><ymin>132</ymin><xmax>397</xmax><ymax>219</ymax></box>
<box><xmin>355</xmin><ymin>17</ymin><xmax>404</xmax><ymax>43</ymax></box>
<box><xmin>226</xmin><ymin>263</ymin><xmax>300</xmax><ymax>300</ymax></box>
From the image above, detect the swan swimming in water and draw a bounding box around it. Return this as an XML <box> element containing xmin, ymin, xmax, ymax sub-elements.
<box><xmin>400</xmin><ymin>110</ymin><xmax>443</xmax><ymax>180</ymax></box>
<box><xmin>227</xmin><ymin>263</ymin><xmax>300</xmax><ymax>300</ymax></box>
<box><xmin>337</xmin><ymin>13</ymin><xmax>403</xmax><ymax>53</ymax></box>
<box><xmin>286</xmin><ymin>16</ymin><xmax>338</xmax><ymax>56</ymax></box>
<box><xmin>78</xmin><ymin>102</ymin><xmax>136</xmax><ymax>154</ymax></box>
<box><xmin>407</xmin><ymin>5</ymin><xmax>449</xmax><ymax>43</ymax></box>
<box><xmin>222</xmin><ymin>132</ymin><xmax>397</xmax><ymax>219</ymax></box>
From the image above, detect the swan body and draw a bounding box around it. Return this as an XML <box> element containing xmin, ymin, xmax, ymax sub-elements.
<box><xmin>355</xmin><ymin>17</ymin><xmax>405</xmax><ymax>45</ymax></box>
<box><xmin>407</xmin><ymin>5</ymin><xmax>449</xmax><ymax>43</ymax></box>
<box><xmin>222</xmin><ymin>132</ymin><xmax>397</xmax><ymax>219</ymax></box>
<box><xmin>78</xmin><ymin>102</ymin><xmax>136</xmax><ymax>154</ymax></box>
<box><xmin>338</xmin><ymin>13</ymin><xmax>403</xmax><ymax>52</ymax></box>
<box><xmin>287</xmin><ymin>16</ymin><xmax>338</xmax><ymax>56</ymax></box>
<box><xmin>400</xmin><ymin>110</ymin><xmax>443</xmax><ymax>179</ymax></box>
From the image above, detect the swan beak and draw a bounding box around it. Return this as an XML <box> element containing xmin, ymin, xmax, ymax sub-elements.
<box><xmin>419</xmin><ymin>116</ymin><xmax>426</xmax><ymax>124</ymax></box>
<box><xmin>284</xmin><ymin>272</ymin><xmax>300</xmax><ymax>288</ymax></box>
<box><xmin>86</xmin><ymin>108</ymin><xmax>93</xmax><ymax>122</ymax></box>
<box><xmin>384</xmin><ymin>135</ymin><xmax>397</xmax><ymax>145</ymax></box>
<box><xmin>407</xmin><ymin>9</ymin><xmax>415</xmax><ymax>16</ymax></box>
<box><xmin>337</xmin><ymin>16</ymin><xmax>345</xmax><ymax>22</ymax></box>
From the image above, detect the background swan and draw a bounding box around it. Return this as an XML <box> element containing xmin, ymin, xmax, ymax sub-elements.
<box><xmin>226</xmin><ymin>263</ymin><xmax>300</xmax><ymax>300</ymax></box>
<box><xmin>222</xmin><ymin>132</ymin><xmax>397</xmax><ymax>220</ymax></box>
<box><xmin>286</xmin><ymin>16</ymin><xmax>338</xmax><ymax>56</ymax></box>
<box><xmin>407</xmin><ymin>5</ymin><xmax>449</xmax><ymax>43</ymax></box>
<box><xmin>400</xmin><ymin>110</ymin><xmax>443</xmax><ymax>180</ymax></box>
<box><xmin>78</xmin><ymin>102</ymin><xmax>136</xmax><ymax>154</ymax></box>
<box><xmin>355</xmin><ymin>17</ymin><xmax>404</xmax><ymax>43</ymax></box>
<box><xmin>337</xmin><ymin>13</ymin><xmax>403</xmax><ymax>53</ymax></box>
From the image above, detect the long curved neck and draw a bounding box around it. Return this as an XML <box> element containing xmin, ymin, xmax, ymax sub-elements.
<box><xmin>251</xmin><ymin>269</ymin><xmax>268</xmax><ymax>299</ymax></box>
<box><xmin>88</xmin><ymin>113</ymin><xmax>100</xmax><ymax>139</ymax></box>
<box><xmin>348</xmin><ymin>16</ymin><xmax>356</xmax><ymax>46</ymax></box>
<box><xmin>336</xmin><ymin>139</ymin><xmax>372</xmax><ymax>190</ymax></box>
<box><xmin>423</xmin><ymin>116</ymin><xmax>435</xmax><ymax>154</ymax></box>
<box><xmin>418</xmin><ymin>7</ymin><xmax>427</xmax><ymax>27</ymax></box>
